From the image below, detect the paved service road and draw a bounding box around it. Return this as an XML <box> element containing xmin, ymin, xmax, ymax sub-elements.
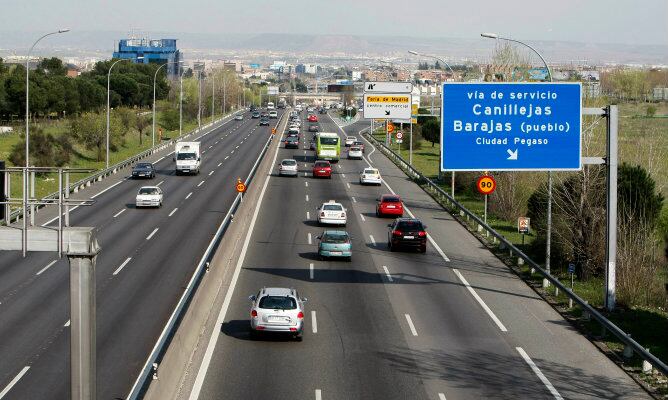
<box><xmin>191</xmin><ymin>112</ymin><xmax>648</xmax><ymax>400</ymax></box>
<box><xmin>0</xmin><ymin>111</ymin><xmax>282</xmax><ymax>400</ymax></box>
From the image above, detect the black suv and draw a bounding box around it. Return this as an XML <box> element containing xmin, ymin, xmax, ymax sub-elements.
<box><xmin>131</xmin><ymin>162</ymin><xmax>155</xmax><ymax>179</ymax></box>
<box><xmin>251</xmin><ymin>111</ymin><xmax>261</xmax><ymax>118</ymax></box>
<box><xmin>388</xmin><ymin>218</ymin><xmax>427</xmax><ymax>253</ymax></box>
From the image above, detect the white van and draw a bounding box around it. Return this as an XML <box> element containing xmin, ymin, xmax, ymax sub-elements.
<box><xmin>267</xmin><ymin>102</ymin><xmax>275</xmax><ymax>110</ymax></box>
<box><xmin>174</xmin><ymin>142</ymin><xmax>201</xmax><ymax>175</ymax></box>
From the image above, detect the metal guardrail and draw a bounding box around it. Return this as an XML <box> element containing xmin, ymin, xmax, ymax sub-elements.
<box><xmin>361</xmin><ymin>129</ymin><xmax>668</xmax><ymax>377</ymax></box>
<box><xmin>126</xmin><ymin>111</ymin><xmax>288</xmax><ymax>399</ymax></box>
<box><xmin>7</xmin><ymin>110</ymin><xmax>244</xmax><ymax>223</ymax></box>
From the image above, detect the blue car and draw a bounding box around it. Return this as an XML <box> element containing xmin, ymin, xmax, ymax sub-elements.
<box><xmin>317</xmin><ymin>230</ymin><xmax>352</xmax><ymax>261</ymax></box>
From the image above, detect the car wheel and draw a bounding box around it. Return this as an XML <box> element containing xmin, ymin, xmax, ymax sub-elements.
<box><xmin>347</xmin><ymin>256</ymin><xmax>352</xmax><ymax>262</ymax></box>
<box><xmin>420</xmin><ymin>245</ymin><xmax>427</xmax><ymax>253</ymax></box>
<box><xmin>294</xmin><ymin>333</ymin><xmax>303</xmax><ymax>342</ymax></box>
<box><xmin>376</xmin><ymin>210</ymin><xmax>380</xmax><ymax>217</ymax></box>
<box><xmin>388</xmin><ymin>241</ymin><xmax>394</xmax><ymax>252</ymax></box>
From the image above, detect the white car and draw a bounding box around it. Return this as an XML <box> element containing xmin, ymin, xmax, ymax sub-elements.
<box><xmin>288</xmin><ymin>126</ymin><xmax>300</xmax><ymax>135</ymax></box>
<box><xmin>235</xmin><ymin>114</ymin><xmax>243</xmax><ymax>120</ymax></box>
<box><xmin>249</xmin><ymin>287</ymin><xmax>307</xmax><ymax>341</ymax></box>
<box><xmin>269</xmin><ymin>110</ymin><xmax>278</xmax><ymax>119</ymax></box>
<box><xmin>348</xmin><ymin>146</ymin><xmax>363</xmax><ymax>159</ymax></box>
<box><xmin>135</xmin><ymin>186</ymin><xmax>163</xmax><ymax>208</ymax></box>
<box><xmin>345</xmin><ymin>136</ymin><xmax>357</xmax><ymax>147</ymax></box>
<box><xmin>360</xmin><ymin>168</ymin><xmax>382</xmax><ymax>186</ymax></box>
<box><xmin>317</xmin><ymin>200</ymin><xmax>347</xmax><ymax>226</ymax></box>
<box><xmin>278</xmin><ymin>159</ymin><xmax>298</xmax><ymax>176</ymax></box>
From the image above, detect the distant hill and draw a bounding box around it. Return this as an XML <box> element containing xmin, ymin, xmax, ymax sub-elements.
<box><xmin>0</xmin><ymin>30</ymin><xmax>666</xmax><ymax>65</ymax></box>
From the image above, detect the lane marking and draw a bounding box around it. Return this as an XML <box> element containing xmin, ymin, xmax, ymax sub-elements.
<box><xmin>438</xmin><ymin>394</ymin><xmax>447</xmax><ymax>400</ymax></box>
<box><xmin>382</xmin><ymin>265</ymin><xmax>393</xmax><ymax>282</ymax></box>
<box><xmin>231</xmin><ymin>150</ymin><xmax>234</xmax><ymax>154</ymax></box>
<box><xmin>306</xmin><ymin>211</ymin><xmax>310</xmax><ymax>220</ymax></box>
<box><xmin>305</xmin><ymin>182</ymin><xmax>308</xmax><ymax>187</ymax></box>
<box><xmin>113</xmin><ymin>257</ymin><xmax>132</xmax><ymax>276</ymax></box>
<box><xmin>453</xmin><ymin>269</ymin><xmax>508</xmax><ymax>332</ymax></box>
<box><xmin>113</xmin><ymin>209</ymin><xmax>126</xmax><ymax>218</ymax></box>
<box><xmin>304</xmin><ymin>172</ymin><xmax>308</xmax><ymax>177</ymax></box>
<box><xmin>41</xmin><ymin>205</ymin><xmax>80</xmax><ymax>226</ymax></box>
<box><xmin>197</xmin><ymin>180</ymin><xmax>205</xmax><ymax>187</ymax></box>
<box><xmin>305</xmin><ymin>194</ymin><xmax>309</xmax><ymax>202</ymax></box>
<box><xmin>218</xmin><ymin>162</ymin><xmax>222</xmax><ymax>167</ymax></box>
<box><xmin>235</xmin><ymin>145</ymin><xmax>239</xmax><ymax>149</ymax></box>
<box><xmin>341</xmin><ymin>173</ymin><xmax>346</xmax><ymax>178</ymax></box>
<box><xmin>154</xmin><ymin>155</ymin><xmax>166</xmax><ymax>163</ymax></box>
<box><xmin>369</xmin><ymin>235</ymin><xmax>376</xmax><ymax>246</ymax></box>
<box><xmin>309</xmin><ymin>263</ymin><xmax>314</xmax><ymax>280</ymax></box>
<box><xmin>0</xmin><ymin>366</ymin><xmax>30</xmax><ymax>399</ymax></box>
<box><xmin>185</xmin><ymin>192</ymin><xmax>193</xmax><ymax>199</ymax></box>
<box><xmin>311</xmin><ymin>311</ymin><xmax>318</xmax><ymax>333</ymax></box>
<box><xmin>308</xmin><ymin>233</ymin><xmax>312</xmax><ymax>245</ymax></box>
<box><xmin>91</xmin><ymin>179</ymin><xmax>124</xmax><ymax>199</ymax></box>
<box><xmin>64</xmin><ymin>320</ymin><xmax>70</xmax><ymax>327</ymax></box>
<box><xmin>516</xmin><ymin>347</ymin><xmax>564</xmax><ymax>400</ymax></box>
<box><xmin>209</xmin><ymin>171</ymin><xmax>214</xmax><ymax>176</ymax></box>
<box><xmin>169</xmin><ymin>208</ymin><xmax>178</xmax><ymax>217</ymax></box>
<box><xmin>189</xmin><ymin>120</ymin><xmax>283</xmax><ymax>400</ymax></box>
<box><xmin>346</xmin><ymin>183</ymin><xmax>351</xmax><ymax>189</ymax></box>
<box><xmin>315</xmin><ymin>389</ymin><xmax>322</xmax><ymax>400</ymax></box>
<box><xmin>36</xmin><ymin>260</ymin><xmax>58</xmax><ymax>276</ymax></box>
<box><xmin>351</xmin><ymin>196</ymin><xmax>356</xmax><ymax>203</ymax></box>
<box><xmin>337</xmin><ymin>164</ymin><xmax>341</xmax><ymax>169</ymax></box>
<box><xmin>146</xmin><ymin>228</ymin><xmax>159</xmax><ymax>241</ymax></box>
<box><xmin>225</xmin><ymin>156</ymin><xmax>229</xmax><ymax>160</ymax></box>
<box><xmin>405</xmin><ymin>314</ymin><xmax>418</xmax><ymax>336</ymax></box>
<box><xmin>360</xmin><ymin>213</ymin><xmax>366</xmax><ymax>222</ymax></box>
<box><xmin>156</xmin><ymin>180</ymin><xmax>165</xmax><ymax>187</ymax></box>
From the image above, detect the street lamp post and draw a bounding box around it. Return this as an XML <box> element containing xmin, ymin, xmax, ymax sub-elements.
<box><xmin>107</xmin><ymin>56</ymin><xmax>143</xmax><ymax>168</ymax></box>
<box><xmin>153</xmin><ymin>60</ymin><xmax>182</xmax><ymax>147</ymax></box>
<box><xmin>481</xmin><ymin>32</ymin><xmax>554</xmax><ymax>288</ymax></box>
<box><xmin>179</xmin><ymin>68</ymin><xmax>187</xmax><ymax>136</ymax></box>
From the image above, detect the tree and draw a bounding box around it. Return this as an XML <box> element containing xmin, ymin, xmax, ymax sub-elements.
<box><xmin>421</xmin><ymin>119</ymin><xmax>440</xmax><ymax>147</ymax></box>
<box><xmin>8</xmin><ymin>128</ymin><xmax>72</xmax><ymax>168</ymax></box>
<box><xmin>434</xmin><ymin>60</ymin><xmax>441</xmax><ymax>70</ymax></box>
<box><xmin>160</xmin><ymin>108</ymin><xmax>180</xmax><ymax>131</ymax></box>
<box><xmin>38</xmin><ymin>57</ymin><xmax>67</xmax><ymax>76</ymax></box>
<box><xmin>618</xmin><ymin>163</ymin><xmax>664</xmax><ymax>229</ymax></box>
<box><xmin>135</xmin><ymin>114</ymin><xmax>150</xmax><ymax>145</ymax></box>
<box><xmin>70</xmin><ymin>112</ymin><xmax>123</xmax><ymax>162</ymax></box>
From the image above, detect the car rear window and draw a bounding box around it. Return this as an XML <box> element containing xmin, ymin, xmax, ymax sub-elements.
<box><xmin>315</xmin><ymin>162</ymin><xmax>330</xmax><ymax>168</ymax></box>
<box><xmin>258</xmin><ymin>296</ymin><xmax>297</xmax><ymax>310</ymax></box>
<box><xmin>282</xmin><ymin>160</ymin><xmax>297</xmax><ymax>166</ymax></box>
<box><xmin>364</xmin><ymin>169</ymin><xmax>378</xmax><ymax>174</ymax></box>
<box><xmin>396</xmin><ymin>220</ymin><xmax>424</xmax><ymax>231</ymax></box>
<box><xmin>350</xmin><ymin>147</ymin><xmax>361</xmax><ymax>151</ymax></box>
<box><xmin>383</xmin><ymin>196</ymin><xmax>401</xmax><ymax>203</ymax></box>
<box><xmin>323</xmin><ymin>204</ymin><xmax>343</xmax><ymax>211</ymax></box>
<box><xmin>323</xmin><ymin>233</ymin><xmax>349</xmax><ymax>243</ymax></box>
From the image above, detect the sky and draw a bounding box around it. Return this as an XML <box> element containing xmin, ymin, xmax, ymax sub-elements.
<box><xmin>0</xmin><ymin>0</ymin><xmax>666</xmax><ymax>46</ymax></box>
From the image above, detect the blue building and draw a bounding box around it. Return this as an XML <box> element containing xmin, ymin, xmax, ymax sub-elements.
<box><xmin>113</xmin><ymin>38</ymin><xmax>181</xmax><ymax>77</ymax></box>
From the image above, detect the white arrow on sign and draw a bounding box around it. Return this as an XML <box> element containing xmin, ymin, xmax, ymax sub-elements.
<box><xmin>507</xmin><ymin>149</ymin><xmax>518</xmax><ymax>160</ymax></box>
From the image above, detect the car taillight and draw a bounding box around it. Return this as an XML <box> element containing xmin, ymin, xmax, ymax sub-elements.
<box><xmin>341</xmin><ymin>212</ymin><xmax>346</xmax><ymax>217</ymax></box>
<box><xmin>392</xmin><ymin>230</ymin><xmax>402</xmax><ymax>236</ymax></box>
<box><xmin>297</xmin><ymin>311</ymin><xmax>304</xmax><ymax>319</ymax></box>
<box><xmin>320</xmin><ymin>212</ymin><xmax>325</xmax><ymax>217</ymax></box>
<box><xmin>251</xmin><ymin>310</ymin><xmax>257</xmax><ymax>317</ymax></box>
<box><xmin>418</xmin><ymin>231</ymin><xmax>427</xmax><ymax>237</ymax></box>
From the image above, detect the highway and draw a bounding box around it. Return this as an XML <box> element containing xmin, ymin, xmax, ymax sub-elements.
<box><xmin>189</xmin><ymin>112</ymin><xmax>649</xmax><ymax>400</ymax></box>
<box><xmin>0</xmin><ymin>110</ymin><xmax>283</xmax><ymax>399</ymax></box>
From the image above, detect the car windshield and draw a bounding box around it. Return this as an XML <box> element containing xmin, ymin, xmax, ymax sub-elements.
<box><xmin>383</xmin><ymin>196</ymin><xmax>401</xmax><ymax>203</ymax></box>
<box><xmin>364</xmin><ymin>169</ymin><xmax>378</xmax><ymax>175</ymax></box>
<box><xmin>323</xmin><ymin>204</ymin><xmax>343</xmax><ymax>211</ymax></box>
<box><xmin>135</xmin><ymin>163</ymin><xmax>152</xmax><ymax>169</ymax></box>
<box><xmin>396</xmin><ymin>220</ymin><xmax>424</xmax><ymax>231</ymax></box>
<box><xmin>314</xmin><ymin>162</ymin><xmax>330</xmax><ymax>168</ymax></box>
<box><xmin>347</xmin><ymin>137</ymin><xmax>357</xmax><ymax>141</ymax></box>
<box><xmin>323</xmin><ymin>232</ymin><xmax>349</xmax><ymax>243</ymax></box>
<box><xmin>138</xmin><ymin>188</ymin><xmax>159</xmax><ymax>195</ymax></box>
<box><xmin>320</xmin><ymin>137</ymin><xmax>339</xmax><ymax>145</ymax></box>
<box><xmin>282</xmin><ymin>160</ymin><xmax>297</xmax><ymax>166</ymax></box>
<box><xmin>177</xmin><ymin>153</ymin><xmax>197</xmax><ymax>160</ymax></box>
<box><xmin>258</xmin><ymin>296</ymin><xmax>297</xmax><ymax>310</ymax></box>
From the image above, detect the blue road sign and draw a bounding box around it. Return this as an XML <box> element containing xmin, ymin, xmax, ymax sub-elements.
<box><xmin>568</xmin><ymin>263</ymin><xmax>576</xmax><ymax>274</ymax></box>
<box><xmin>441</xmin><ymin>82</ymin><xmax>582</xmax><ymax>171</ymax></box>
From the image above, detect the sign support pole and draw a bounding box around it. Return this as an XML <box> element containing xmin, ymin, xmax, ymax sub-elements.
<box><xmin>409</xmin><ymin>119</ymin><xmax>413</xmax><ymax>166</ymax></box>
<box><xmin>484</xmin><ymin>194</ymin><xmax>488</xmax><ymax>224</ymax></box>
<box><xmin>605</xmin><ymin>105</ymin><xmax>618</xmax><ymax>311</ymax></box>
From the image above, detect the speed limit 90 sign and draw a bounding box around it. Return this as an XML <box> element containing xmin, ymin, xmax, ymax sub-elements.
<box><xmin>476</xmin><ymin>175</ymin><xmax>497</xmax><ymax>195</ymax></box>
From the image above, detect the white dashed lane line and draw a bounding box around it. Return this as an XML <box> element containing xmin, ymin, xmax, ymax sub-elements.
<box><xmin>346</xmin><ymin>183</ymin><xmax>351</xmax><ymax>189</ymax></box>
<box><xmin>146</xmin><ymin>228</ymin><xmax>159</xmax><ymax>241</ymax></box>
<box><xmin>305</xmin><ymin>194</ymin><xmax>309</xmax><ymax>202</ymax></box>
<box><xmin>309</xmin><ymin>263</ymin><xmax>314</xmax><ymax>279</ymax></box>
<box><xmin>218</xmin><ymin>162</ymin><xmax>222</xmax><ymax>167</ymax></box>
<box><xmin>169</xmin><ymin>208</ymin><xmax>178</xmax><ymax>217</ymax></box>
<box><xmin>197</xmin><ymin>181</ymin><xmax>205</xmax><ymax>187</ymax></box>
<box><xmin>311</xmin><ymin>311</ymin><xmax>318</xmax><ymax>333</ymax></box>
<box><xmin>209</xmin><ymin>171</ymin><xmax>214</xmax><ymax>176</ymax></box>
<box><xmin>308</xmin><ymin>233</ymin><xmax>312</xmax><ymax>245</ymax></box>
<box><xmin>36</xmin><ymin>260</ymin><xmax>58</xmax><ymax>276</ymax></box>
<box><xmin>405</xmin><ymin>314</ymin><xmax>418</xmax><ymax>336</ymax></box>
<box><xmin>225</xmin><ymin>156</ymin><xmax>229</xmax><ymax>160</ymax></box>
<box><xmin>360</xmin><ymin>213</ymin><xmax>366</xmax><ymax>222</ymax></box>
<box><xmin>0</xmin><ymin>366</ymin><xmax>30</xmax><ymax>399</ymax></box>
<box><xmin>369</xmin><ymin>235</ymin><xmax>376</xmax><ymax>246</ymax></box>
<box><xmin>185</xmin><ymin>192</ymin><xmax>193</xmax><ymax>199</ymax></box>
<box><xmin>351</xmin><ymin>196</ymin><xmax>356</xmax><ymax>203</ymax></box>
<box><xmin>516</xmin><ymin>347</ymin><xmax>564</xmax><ymax>400</ymax></box>
<box><xmin>113</xmin><ymin>257</ymin><xmax>132</xmax><ymax>276</ymax></box>
<box><xmin>382</xmin><ymin>265</ymin><xmax>393</xmax><ymax>282</ymax></box>
<box><xmin>306</xmin><ymin>211</ymin><xmax>310</xmax><ymax>220</ymax></box>
<box><xmin>113</xmin><ymin>209</ymin><xmax>126</xmax><ymax>218</ymax></box>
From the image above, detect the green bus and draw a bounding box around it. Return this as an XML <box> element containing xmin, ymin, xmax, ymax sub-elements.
<box><xmin>316</xmin><ymin>132</ymin><xmax>341</xmax><ymax>162</ymax></box>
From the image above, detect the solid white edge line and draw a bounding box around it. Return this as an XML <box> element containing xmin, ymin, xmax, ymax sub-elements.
<box><xmin>382</xmin><ymin>265</ymin><xmax>393</xmax><ymax>282</ymax></box>
<box><xmin>188</xmin><ymin>121</ymin><xmax>283</xmax><ymax>400</ymax></box>
<box><xmin>113</xmin><ymin>257</ymin><xmax>132</xmax><ymax>276</ymax></box>
<box><xmin>0</xmin><ymin>366</ymin><xmax>30</xmax><ymax>399</ymax></box>
<box><xmin>405</xmin><ymin>314</ymin><xmax>418</xmax><ymax>336</ymax></box>
<box><xmin>438</xmin><ymin>393</ymin><xmax>447</xmax><ymax>400</ymax></box>
<box><xmin>64</xmin><ymin>320</ymin><xmax>70</xmax><ymax>327</ymax></box>
<box><xmin>369</xmin><ymin>234</ymin><xmax>376</xmax><ymax>246</ymax></box>
<box><xmin>156</xmin><ymin>180</ymin><xmax>165</xmax><ymax>187</ymax></box>
<box><xmin>516</xmin><ymin>347</ymin><xmax>564</xmax><ymax>400</ymax></box>
<box><xmin>169</xmin><ymin>208</ymin><xmax>178</xmax><ymax>217</ymax></box>
<box><xmin>311</xmin><ymin>310</ymin><xmax>317</xmax><ymax>333</ymax></box>
<box><xmin>113</xmin><ymin>209</ymin><xmax>126</xmax><ymax>218</ymax></box>
<box><xmin>453</xmin><ymin>268</ymin><xmax>508</xmax><ymax>332</ymax></box>
<box><xmin>185</xmin><ymin>192</ymin><xmax>193</xmax><ymax>199</ymax></box>
<box><xmin>315</xmin><ymin>389</ymin><xmax>322</xmax><ymax>400</ymax></box>
<box><xmin>309</xmin><ymin>263</ymin><xmax>314</xmax><ymax>280</ymax></box>
<box><xmin>41</xmin><ymin>205</ymin><xmax>79</xmax><ymax>226</ymax></box>
<box><xmin>308</xmin><ymin>233</ymin><xmax>312</xmax><ymax>245</ymax></box>
<box><xmin>36</xmin><ymin>260</ymin><xmax>58</xmax><ymax>276</ymax></box>
<box><xmin>360</xmin><ymin>213</ymin><xmax>366</xmax><ymax>222</ymax></box>
<box><xmin>305</xmin><ymin>181</ymin><xmax>308</xmax><ymax>187</ymax></box>
<box><xmin>91</xmin><ymin>179</ymin><xmax>124</xmax><ymax>199</ymax></box>
<box><xmin>146</xmin><ymin>228</ymin><xmax>159</xmax><ymax>241</ymax></box>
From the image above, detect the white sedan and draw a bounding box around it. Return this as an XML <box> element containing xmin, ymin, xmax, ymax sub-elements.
<box><xmin>360</xmin><ymin>168</ymin><xmax>382</xmax><ymax>186</ymax></box>
<box><xmin>136</xmin><ymin>186</ymin><xmax>163</xmax><ymax>208</ymax></box>
<box><xmin>344</xmin><ymin>136</ymin><xmax>357</xmax><ymax>147</ymax></box>
<box><xmin>317</xmin><ymin>200</ymin><xmax>347</xmax><ymax>226</ymax></box>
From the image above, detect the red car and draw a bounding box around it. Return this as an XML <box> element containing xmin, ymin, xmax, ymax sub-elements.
<box><xmin>376</xmin><ymin>194</ymin><xmax>404</xmax><ymax>217</ymax></box>
<box><xmin>308</xmin><ymin>114</ymin><xmax>318</xmax><ymax>123</ymax></box>
<box><xmin>312</xmin><ymin>160</ymin><xmax>332</xmax><ymax>178</ymax></box>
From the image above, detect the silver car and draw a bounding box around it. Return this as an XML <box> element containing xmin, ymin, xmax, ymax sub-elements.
<box><xmin>249</xmin><ymin>287</ymin><xmax>307</xmax><ymax>340</ymax></box>
<box><xmin>278</xmin><ymin>159</ymin><xmax>298</xmax><ymax>176</ymax></box>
